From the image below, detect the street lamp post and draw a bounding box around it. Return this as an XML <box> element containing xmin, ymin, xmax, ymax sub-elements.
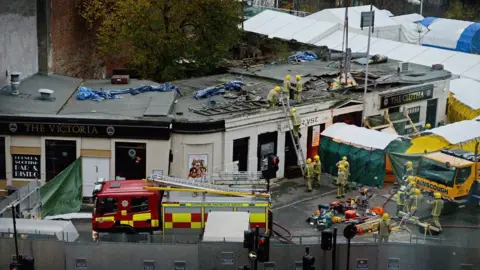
<box><xmin>360</xmin><ymin>4</ymin><xmax>374</xmax><ymax>127</ymax></box>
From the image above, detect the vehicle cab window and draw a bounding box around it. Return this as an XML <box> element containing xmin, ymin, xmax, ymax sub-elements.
<box><xmin>455</xmin><ymin>166</ymin><xmax>471</xmax><ymax>185</ymax></box>
<box><xmin>97</xmin><ymin>197</ymin><xmax>118</xmax><ymax>214</ymax></box>
<box><xmin>131</xmin><ymin>197</ymin><xmax>149</xmax><ymax>213</ymax></box>
<box><xmin>418</xmin><ymin>158</ymin><xmax>455</xmax><ymax>187</ymax></box>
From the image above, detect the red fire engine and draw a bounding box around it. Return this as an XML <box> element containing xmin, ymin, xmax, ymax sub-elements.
<box><xmin>92</xmin><ymin>175</ymin><xmax>272</xmax><ymax>235</ymax></box>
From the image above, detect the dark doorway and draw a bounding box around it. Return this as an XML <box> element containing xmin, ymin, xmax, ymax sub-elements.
<box><xmin>45</xmin><ymin>140</ymin><xmax>77</xmax><ymax>181</ymax></box>
<box><xmin>426</xmin><ymin>99</ymin><xmax>438</xmax><ymax>128</ymax></box>
<box><xmin>306</xmin><ymin>124</ymin><xmax>325</xmax><ymax>159</ymax></box>
<box><xmin>0</xmin><ymin>137</ymin><xmax>5</xmax><ymax>179</ymax></box>
<box><xmin>233</xmin><ymin>137</ymin><xmax>249</xmax><ymax>171</ymax></box>
<box><xmin>284</xmin><ymin>131</ymin><xmax>297</xmax><ymax>169</ymax></box>
<box><xmin>333</xmin><ymin>111</ymin><xmax>362</xmax><ymax>126</ymax></box>
<box><xmin>257</xmin><ymin>132</ymin><xmax>277</xmax><ymax>171</ymax></box>
<box><xmin>115</xmin><ymin>142</ymin><xmax>147</xmax><ymax>179</ymax></box>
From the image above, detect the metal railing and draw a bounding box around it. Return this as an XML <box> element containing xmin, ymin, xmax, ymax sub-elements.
<box><xmin>0</xmin><ymin>180</ymin><xmax>41</xmax><ymax>218</ymax></box>
<box><xmin>250</xmin><ymin>5</ymin><xmax>312</xmax><ymax>17</ymax></box>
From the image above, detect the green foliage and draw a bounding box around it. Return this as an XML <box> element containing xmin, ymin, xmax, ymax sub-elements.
<box><xmin>76</xmin><ymin>0</ymin><xmax>242</xmax><ymax>81</ymax></box>
<box><xmin>445</xmin><ymin>0</ymin><xmax>477</xmax><ymax>21</ymax></box>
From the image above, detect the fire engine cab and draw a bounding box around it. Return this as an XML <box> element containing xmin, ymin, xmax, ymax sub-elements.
<box><xmin>92</xmin><ymin>175</ymin><xmax>272</xmax><ymax>235</ymax></box>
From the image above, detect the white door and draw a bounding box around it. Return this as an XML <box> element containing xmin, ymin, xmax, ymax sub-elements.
<box><xmin>82</xmin><ymin>157</ymin><xmax>110</xmax><ymax>197</ymax></box>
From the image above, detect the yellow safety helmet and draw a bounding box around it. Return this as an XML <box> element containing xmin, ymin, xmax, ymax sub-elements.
<box><xmin>275</xmin><ymin>86</ymin><xmax>281</xmax><ymax>92</ymax></box>
<box><xmin>434</xmin><ymin>192</ymin><xmax>441</xmax><ymax>199</ymax></box>
<box><xmin>306</xmin><ymin>158</ymin><xmax>312</xmax><ymax>164</ymax></box>
<box><xmin>286</xmin><ymin>75</ymin><xmax>291</xmax><ymax>80</ymax></box>
<box><xmin>342</xmin><ymin>156</ymin><xmax>348</xmax><ymax>161</ymax></box>
<box><xmin>411</xmin><ymin>181</ymin><xmax>417</xmax><ymax>187</ymax></box>
<box><xmin>314</xmin><ymin>155</ymin><xmax>320</xmax><ymax>161</ymax></box>
<box><xmin>407</xmin><ymin>161</ymin><xmax>413</xmax><ymax>167</ymax></box>
<box><xmin>382</xmin><ymin>213</ymin><xmax>389</xmax><ymax>220</ymax></box>
<box><xmin>408</xmin><ymin>176</ymin><xmax>415</xmax><ymax>182</ymax></box>
<box><xmin>291</xmin><ymin>108</ymin><xmax>296</xmax><ymax>113</ymax></box>
<box><xmin>425</xmin><ymin>123</ymin><xmax>431</xmax><ymax>129</ymax></box>
<box><xmin>296</xmin><ymin>75</ymin><xmax>301</xmax><ymax>81</ymax></box>
<box><xmin>415</xmin><ymin>189</ymin><xmax>421</xmax><ymax>195</ymax></box>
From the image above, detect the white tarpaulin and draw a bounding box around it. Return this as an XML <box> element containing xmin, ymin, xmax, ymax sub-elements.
<box><xmin>450</xmin><ymin>78</ymin><xmax>480</xmax><ymax>110</ymax></box>
<box><xmin>321</xmin><ymin>123</ymin><xmax>400</xmax><ymax>150</ymax></box>
<box><xmin>202</xmin><ymin>212</ymin><xmax>250</xmax><ymax>242</ymax></box>
<box><xmin>428</xmin><ymin>120</ymin><xmax>480</xmax><ymax>144</ymax></box>
<box><xmin>0</xmin><ymin>218</ymin><xmax>79</xmax><ymax>242</ymax></box>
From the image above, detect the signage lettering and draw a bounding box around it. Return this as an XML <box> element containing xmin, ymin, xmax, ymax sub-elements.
<box><xmin>12</xmin><ymin>155</ymin><xmax>41</xmax><ymax>179</ymax></box>
<box><xmin>301</xmin><ymin>116</ymin><xmax>319</xmax><ymax>127</ymax></box>
<box><xmin>416</xmin><ymin>179</ymin><xmax>449</xmax><ymax>194</ymax></box>
<box><xmin>380</xmin><ymin>85</ymin><xmax>434</xmax><ymax>109</ymax></box>
<box><xmin>23</xmin><ymin>123</ymin><xmax>98</xmax><ymax>135</ymax></box>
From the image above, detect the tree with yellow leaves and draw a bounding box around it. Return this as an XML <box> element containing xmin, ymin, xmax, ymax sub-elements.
<box><xmin>76</xmin><ymin>0</ymin><xmax>242</xmax><ymax>81</ymax></box>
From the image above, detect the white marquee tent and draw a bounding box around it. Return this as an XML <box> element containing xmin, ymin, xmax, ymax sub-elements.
<box><xmin>450</xmin><ymin>78</ymin><xmax>480</xmax><ymax>111</ymax></box>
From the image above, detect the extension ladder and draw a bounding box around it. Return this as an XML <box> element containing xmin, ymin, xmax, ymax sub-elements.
<box><xmin>147</xmin><ymin>174</ymin><xmax>268</xmax><ymax>194</ymax></box>
<box><xmin>210</xmin><ymin>171</ymin><xmax>266</xmax><ymax>186</ymax></box>
<box><xmin>280</xmin><ymin>94</ymin><xmax>306</xmax><ymax>176</ymax></box>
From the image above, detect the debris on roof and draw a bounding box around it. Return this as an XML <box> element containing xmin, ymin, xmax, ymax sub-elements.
<box><xmin>288</xmin><ymin>51</ymin><xmax>318</xmax><ymax>63</ymax></box>
<box><xmin>192</xmin><ymin>81</ymin><xmax>244</xmax><ymax>99</ymax></box>
<box><xmin>76</xmin><ymin>83</ymin><xmax>179</xmax><ymax>101</ymax></box>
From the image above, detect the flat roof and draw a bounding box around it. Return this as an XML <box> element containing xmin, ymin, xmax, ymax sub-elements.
<box><xmin>0</xmin><ymin>57</ymin><xmax>450</xmax><ymax>128</ymax></box>
<box><xmin>424</xmin><ymin>152</ymin><xmax>474</xmax><ymax>167</ymax></box>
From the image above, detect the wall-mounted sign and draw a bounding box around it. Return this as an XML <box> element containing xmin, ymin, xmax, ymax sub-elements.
<box><xmin>387</xmin><ymin>258</ymin><xmax>400</xmax><ymax>269</ymax></box>
<box><xmin>356</xmin><ymin>259</ymin><xmax>368</xmax><ymax>269</ymax></box>
<box><xmin>188</xmin><ymin>154</ymin><xmax>208</xmax><ymax>180</ymax></box>
<box><xmin>221</xmin><ymin>252</ymin><xmax>235</xmax><ymax>265</ymax></box>
<box><xmin>312</xmin><ymin>125</ymin><xmax>320</xmax><ymax>147</ymax></box>
<box><xmin>143</xmin><ymin>260</ymin><xmax>155</xmax><ymax>270</ymax></box>
<box><xmin>0</xmin><ymin>117</ymin><xmax>170</xmax><ymax>140</ymax></box>
<box><xmin>379</xmin><ymin>84</ymin><xmax>434</xmax><ymax>109</ymax></box>
<box><xmin>12</xmin><ymin>155</ymin><xmax>40</xmax><ymax>179</ymax></box>
<box><xmin>75</xmin><ymin>258</ymin><xmax>87</xmax><ymax>269</ymax></box>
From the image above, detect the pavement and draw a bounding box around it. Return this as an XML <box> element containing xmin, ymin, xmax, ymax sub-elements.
<box><xmin>67</xmin><ymin>174</ymin><xmax>480</xmax><ymax>247</ymax></box>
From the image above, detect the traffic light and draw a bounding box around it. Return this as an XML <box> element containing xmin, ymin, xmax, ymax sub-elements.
<box><xmin>257</xmin><ymin>234</ymin><xmax>270</xmax><ymax>262</ymax></box>
<box><xmin>321</xmin><ymin>230</ymin><xmax>333</xmax><ymax>250</ymax></box>
<box><xmin>268</xmin><ymin>155</ymin><xmax>280</xmax><ymax>172</ymax></box>
<box><xmin>243</xmin><ymin>230</ymin><xmax>254</xmax><ymax>250</ymax></box>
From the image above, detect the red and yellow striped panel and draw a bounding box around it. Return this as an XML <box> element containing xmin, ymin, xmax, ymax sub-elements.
<box><xmin>164</xmin><ymin>213</ymin><xmax>202</xmax><ymax>229</ymax></box>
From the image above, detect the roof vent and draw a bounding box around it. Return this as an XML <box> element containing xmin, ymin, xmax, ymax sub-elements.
<box><xmin>398</xmin><ymin>62</ymin><xmax>410</xmax><ymax>72</ymax></box>
<box><xmin>432</xmin><ymin>64</ymin><xmax>444</xmax><ymax>70</ymax></box>
<box><xmin>10</xmin><ymin>72</ymin><xmax>21</xmax><ymax>96</ymax></box>
<box><xmin>38</xmin><ymin>89</ymin><xmax>54</xmax><ymax>100</ymax></box>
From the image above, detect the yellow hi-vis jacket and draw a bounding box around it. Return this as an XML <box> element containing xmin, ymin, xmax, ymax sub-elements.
<box><xmin>431</xmin><ymin>199</ymin><xmax>444</xmax><ymax>217</ymax></box>
<box><xmin>396</xmin><ymin>191</ymin><xmax>405</xmax><ymax>206</ymax></box>
<box><xmin>267</xmin><ymin>88</ymin><xmax>278</xmax><ymax>102</ymax></box>
<box><xmin>290</xmin><ymin>111</ymin><xmax>301</xmax><ymax>126</ymax></box>
<box><xmin>296</xmin><ymin>81</ymin><xmax>303</xmax><ymax>93</ymax></box>
<box><xmin>314</xmin><ymin>161</ymin><xmax>321</xmax><ymax>174</ymax></box>
<box><xmin>337</xmin><ymin>170</ymin><xmax>346</xmax><ymax>185</ymax></box>
<box><xmin>379</xmin><ymin>220</ymin><xmax>391</xmax><ymax>236</ymax></box>
<box><xmin>283</xmin><ymin>80</ymin><xmax>292</xmax><ymax>94</ymax></box>
<box><xmin>306</xmin><ymin>163</ymin><xmax>314</xmax><ymax>178</ymax></box>
<box><xmin>409</xmin><ymin>194</ymin><xmax>423</xmax><ymax>209</ymax></box>
<box><xmin>405</xmin><ymin>167</ymin><xmax>413</xmax><ymax>177</ymax></box>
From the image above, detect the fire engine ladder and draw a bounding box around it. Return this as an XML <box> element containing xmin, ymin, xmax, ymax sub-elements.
<box><xmin>280</xmin><ymin>94</ymin><xmax>306</xmax><ymax>176</ymax></box>
<box><xmin>210</xmin><ymin>171</ymin><xmax>266</xmax><ymax>186</ymax></box>
<box><xmin>146</xmin><ymin>174</ymin><xmax>269</xmax><ymax>198</ymax></box>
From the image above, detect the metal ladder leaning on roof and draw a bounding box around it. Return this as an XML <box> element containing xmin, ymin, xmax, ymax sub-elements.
<box><xmin>146</xmin><ymin>174</ymin><xmax>269</xmax><ymax>198</ymax></box>
<box><xmin>279</xmin><ymin>94</ymin><xmax>306</xmax><ymax>177</ymax></box>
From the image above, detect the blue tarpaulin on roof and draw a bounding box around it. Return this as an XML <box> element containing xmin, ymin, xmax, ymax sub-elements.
<box><xmin>288</xmin><ymin>51</ymin><xmax>317</xmax><ymax>63</ymax></box>
<box><xmin>193</xmin><ymin>81</ymin><xmax>244</xmax><ymax>99</ymax></box>
<box><xmin>76</xmin><ymin>83</ymin><xmax>179</xmax><ymax>101</ymax></box>
<box><xmin>457</xmin><ymin>23</ymin><xmax>480</xmax><ymax>54</ymax></box>
<box><xmin>420</xmin><ymin>17</ymin><xmax>438</xmax><ymax>28</ymax></box>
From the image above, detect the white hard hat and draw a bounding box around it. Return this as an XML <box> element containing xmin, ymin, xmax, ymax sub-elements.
<box><xmin>399</xmin><ymin>186</ymin><xmax>406</xmax><ymax>192</ymax></box>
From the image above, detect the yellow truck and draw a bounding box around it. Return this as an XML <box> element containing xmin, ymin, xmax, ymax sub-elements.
<box><xmin>415</xmin><ymin>149</ymin><xmax>480</xmax><ymax>204</ymax></box>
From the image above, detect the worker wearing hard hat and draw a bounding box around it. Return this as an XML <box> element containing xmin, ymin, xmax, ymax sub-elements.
<box><xmin>428</xmin><ymin>192</ymin><xmax>444</xmax><ymax>231</ymax></box>
<box><xmin>378</xmin><ymin>213</ymin><xmax>392</xmax><ymax>243</ymax></box>
<box><xmin>290</xmin><ymin>108</ymin><xmax>302</xmax><ymax>138</ymax></box>
<box><xmin>408</xmin><ymin>189</ymin><xmax>423</xmax><ymax>215</ymax></box>
<box><xmin>403</xmin><ymin>161</ymin><xmax>414</xmax><ymax>184</ymax></box>
<box><xmin>267</xmin><ymin>86</ymin><xmax>281</xmax><ymax>109</ymax></box>
<box><xmin>295</xmin><ymin>75</ymin><xmax>303</xmax><ymax>104</ymax></box>
<box><xmin>314</xmin><ymin>155</ymin><xmax>321</xmax><ymax>186</ymax></box>
<box><xmin>283</xmin><ymin>75</ymin><xmax>294</xmax><ymax>100</ymax></box>
<box><xmin>396</xmin><ymin>186</ymin><xmax>406</xmax><ymax>216</ymax></box>
<box><xmin>305</xmin><ymin>158</ymin><xmax>314</xmax><ymax>192</ymax></box>
<box><xmin>336</xmin><ymin>156</ymin><xmax>350</xmax><ymax>181</ymax></box>
<box><xmin>336</xmin><ymin>165</ymin><xmax>347</xmax><ymax>198</ymax></box>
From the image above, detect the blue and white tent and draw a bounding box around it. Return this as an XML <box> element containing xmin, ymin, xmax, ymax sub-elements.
<box><xmin>420</xmin><ymin>17</ymin><xmax>480</xmax><ymax>54</ymax></box>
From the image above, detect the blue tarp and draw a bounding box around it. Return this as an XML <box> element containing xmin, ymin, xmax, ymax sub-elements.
<box><xmin>193</xmin><ymin>81</ymin><xmax>244</xmax><ymax>99</ymax></box>
<box><xmin>420</xmin><ymin>17</ymin><xmax>438</xmax><ymax>28</ymax></box>
<box><xmin>76</xmin><ymin>83</ymin><xmax>179</xmax><ymax>101</ymax></box>
<box><xmin>288</xmin><ymin>51</ymin><xmax>318</xmax><ymax>63</ymax></box>
<box><xmin>457</xmin><ymin>22</ymin><xmax>480</xmax><ymax>54</ymax></box>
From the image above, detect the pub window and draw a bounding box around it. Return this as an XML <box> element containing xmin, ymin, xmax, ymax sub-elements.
<box><xmin>407</xmin><ymin>106</ymin><xmax>421</xmax><ymax>123</ymax></box>
<box><xmin>131</xmin><ymin>197</ymin><xmax>149</xmax><ymax>213</ymax></box>
<box><xmin>115</xmin><ymin>142</ymin><xmax>146</xmax><ymax>180</ymax></box>
<box><xmin>45</xmin><ymin>140</ymin><xmax>77</xmax><ymax>181</ymax></box>
<box><xmin>0</xmin><ymin>137</ymin><xmax>5</xmax><ymax>179</ymax></box>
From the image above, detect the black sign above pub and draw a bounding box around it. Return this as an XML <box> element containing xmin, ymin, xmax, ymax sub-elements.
<box><xmin>379</xmin><ymin>84</ymin><xmax>434</xmax><ymax>109</ymax></box>
<box><xmin>12</xmin><ymin>155</ymin><xmax>41</xmax><ymax>179</ymax></box>
<box><xmin>0</xmin><ymin>116</ymin><xmax>171</xmax><ymax>140</ymax></box>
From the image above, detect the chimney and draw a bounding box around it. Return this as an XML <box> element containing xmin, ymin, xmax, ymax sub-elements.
<box><xmin>38</xmin><ymin>89</ymin><xmax>54</xmax><ymax>100</ymax></box>
<box><xmin>10</xmin><ymin>72</ymin><xmax>21</xmax><ymax>96</ymax></box>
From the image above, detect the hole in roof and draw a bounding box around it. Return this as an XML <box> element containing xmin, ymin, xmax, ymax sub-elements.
<box><xmin>404</xmin><ymin>73</ymin><xmax>425</xmax><ymax>77</ymax></box>
<box><xmin>110</xmin><ymin>182</ymin><xmax>121</xmax><ymax>188</ymax></box>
